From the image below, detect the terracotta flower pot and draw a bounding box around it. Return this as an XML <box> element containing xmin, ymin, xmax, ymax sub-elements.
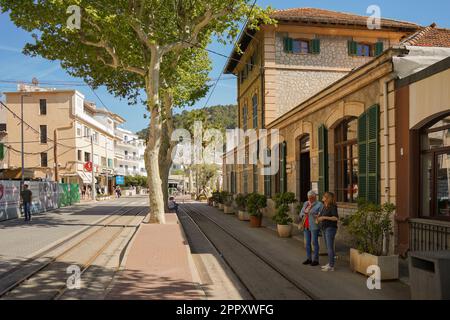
<box><xmin>277</xmin><ymin>224</ymin><xmax>292</xmax><ymax>238</ymax></box>
<box><xmin>250</xmin><ymin>215</ymin><xmax>262</xmax><ymax>228</ymax></box>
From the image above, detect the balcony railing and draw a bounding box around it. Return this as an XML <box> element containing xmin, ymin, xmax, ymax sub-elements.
<box><xmin>409</xmin><ymin>219</ymin><xmax>450</xmax><ymax>251</ymax></box>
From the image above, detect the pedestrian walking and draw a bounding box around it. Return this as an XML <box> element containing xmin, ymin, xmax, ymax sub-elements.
<box><xmin>299</xmin><ymin>190</ymin><xmax>324</xmax><ymax>266</ymax></box>
<box><xmin>20</xmin><ymin>184</ymin><xmax>33</xmax><ymax>222</ymax></box>
<box><xmin>317</xmin><ymin>192</ymin><xmax>339</xmax><ymax>272</ymax></box>
<box><xmin>81</xmin><ymin>185</ymin><xmax>86</xmax><ymax>200</ymax></box>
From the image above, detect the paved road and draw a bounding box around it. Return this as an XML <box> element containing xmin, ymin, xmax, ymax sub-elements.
<box><xmin>0</xmin><ymin>196</ymin><xmax>149</xmax><ymax>277</ymax></box>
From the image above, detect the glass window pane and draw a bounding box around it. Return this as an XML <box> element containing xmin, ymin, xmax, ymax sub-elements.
<box><xmin>347</xmin><ymin>119</ymin><xmax>358</xmax><ymax>140</ymax></box>
<box><xmin>352</xmin><ymin>158</ymin><xmax>359</xmax><ymax>200</ymax></box>
<box><xmin>421</xmin><ymin>153</ymin><xmax>433</xmax><ymax>217</ymax></box>
<box><xmin>436</xmin><ymin>152</ymin><xmax>450</xmax><ymax>217</ymax></box>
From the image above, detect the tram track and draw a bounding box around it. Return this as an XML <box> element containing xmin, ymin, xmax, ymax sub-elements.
<box><xmin>180</xmin><ymin>204</ymin><xmax>317</xmax><ymax>300</ymax></box>
<box><xmin>0</xmin><ymin>205</ymin><xmax>147</xmax><ymax>299</ymax></box>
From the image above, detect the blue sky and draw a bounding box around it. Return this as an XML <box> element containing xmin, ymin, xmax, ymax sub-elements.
<box><xmin>1</xmin><ymin>0</ymin><xmax>449</xmax><ymax>132</ymax></box>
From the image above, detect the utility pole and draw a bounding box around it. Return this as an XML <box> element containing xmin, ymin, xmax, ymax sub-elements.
<box><xmin>20</xmin><ymin>95</ymin><xmax>25</xmax><ymax>191</ymax></box>
<box><xmin>105</xmin><ymin>138</ymin><xmax>109</xmax><ymax>196</ymax></box>
<box><xmin>54</xmin><ymin>129</ymin><xmax>58</xmax><ymax>182</ymax></box>
<box><xmin>91</xmin><ymin>135</ymin><xmax>96</xmax><ymax>201</ymax></box>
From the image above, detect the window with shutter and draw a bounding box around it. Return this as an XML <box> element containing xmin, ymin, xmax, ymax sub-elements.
<box><xmin>283</xmin><ymin>37</ymin><xmax>294</xmax><ymax>53</ymax></box>
<box><xmin>375</xmin><ymin>42</ymin><xmax>384</xmax><ymax>56</ymax></box>
<box><xmin>253</xmin><ymin>164</ymin><xmax>258</xmax><ymax>193</ymax></box>
<box><xmin>318</xmin><ymin>125</ymin><xmax>329</xmax><ymax>198</ymax></box>
<box><xmin>280</xmin><ymin>141</ymin><xmax>287</xmax><ymax>193</ymax></box>
<box><xmin>0</xmin><ymin>143</ymin><xmax>4</xmax><ymax>161</ymax></box>
<box><xmin>348</xmin><ymin>40</ymin><xmax>357</xmax><ymax>56</ymax></box>
<box><xmin>252</xmin><ymin>95</ymin><xmax>258</xmax><ymax>129</ymax></box>
<box><xmin>358</xmin><ymin>105</ymin><xmax>380</xmax><ymax>204</ymax></box>
<box><xmin>264</xmin><ymin>148</ymin><xmax>272</xmax><ymax>197</ymax></box>
<box><xmin>358</xmin><ymin>112</ymin><xmax>368</xmax><ymax>201</ymax></box>
<box><xmin>310</xmin><ymin>38</ymin><xmax>320</xmax><ymax>54</ymax></box>
<box><xmin>367</xmin><ymin>105</ymin><xmax>380</xmax><ymax>204</ymax></box>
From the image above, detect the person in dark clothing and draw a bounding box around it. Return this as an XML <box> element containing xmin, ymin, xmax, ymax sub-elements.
<box><xmin>21</xmin><ymin>184</ymin><xmax>33</xmax><ymax>222</ymax></box>
<box><xmin>317</xmin><ymin>192</ymin><xmax>339</xmax><ymax>272</ymax></box>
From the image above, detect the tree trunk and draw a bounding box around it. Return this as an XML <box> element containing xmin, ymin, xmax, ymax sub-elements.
<box><xmin>144</xmin><ymin>50</ymin><xmax>165</xmax><ymax>224</ymax></box>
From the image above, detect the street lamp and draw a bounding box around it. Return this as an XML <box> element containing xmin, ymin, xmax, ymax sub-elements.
<box><xmin>20</xmin><ymin>94</ymin><xmax>31</xmax><ymax>191</ymax></box>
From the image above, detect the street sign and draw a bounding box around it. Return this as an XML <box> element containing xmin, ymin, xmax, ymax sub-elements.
<box><xmin>116</xmin><ymin>176</ymin><xmax>125</xmax><ymax>185</ymax></box>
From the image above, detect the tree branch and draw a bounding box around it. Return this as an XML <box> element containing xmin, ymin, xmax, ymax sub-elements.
<box><xmin>80</xmin><ymin>36</ymin><xmax>146</xmax><ymax>76</ymax></box>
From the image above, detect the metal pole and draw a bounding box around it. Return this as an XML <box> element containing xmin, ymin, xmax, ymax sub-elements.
<box><xmin>54</xmin><ymin>129</ymin><xmax>58</xmax><ymax>182</ymax></box>
<box><xmin>105</xmin><ymin>138</ymin><xmax>108</xmax><ymax>196</ymax></box>
<box><xmin>91</xmin><ymin>135</ymin><xmax>96</xmax><ymax>201</ymax></box>
<box><xmin>20</xmin><ymin>95</ymin><xmax>25</xmax><ymax>191</ymax></box>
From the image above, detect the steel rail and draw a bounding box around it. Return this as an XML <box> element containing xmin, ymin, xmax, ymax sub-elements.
<box><xmin>181</xmin><ymin>205</ymin><xmax>317</xmax><ymax>300</ymax></box>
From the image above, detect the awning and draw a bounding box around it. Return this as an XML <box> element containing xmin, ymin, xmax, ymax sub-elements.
<box><xmin>77</xmin><ymin>171</ymin><xmax>97</xmax><ymax>184</ymax></box>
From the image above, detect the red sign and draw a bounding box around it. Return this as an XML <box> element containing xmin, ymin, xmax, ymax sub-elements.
<box><xmin>84</xmin><ymin>161</ymin><xmax>93</xmax><ymax>172</ymax></box>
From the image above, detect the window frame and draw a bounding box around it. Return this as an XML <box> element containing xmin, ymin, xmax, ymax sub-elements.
<box><xmin>40</xmin><ymin>152</ymin><xmax>48</xmax><ymax>167</ymax></box>
<box><xmin>334</xmin><ymin>118</ymin><xmax>359</xmax><ymax>203</ymax></box>
<box><xmin>420</xmin><ymin>119</ymin><xmax>450</xmax><ymax>221</ymax></box>
<box><xmin>40</xmin><ymin>125</ymin><xmax>47</xmax><ymax>144</ymax></box>
<box><xmin>39</xmin><ymin>99</ymin><xmax>47</xmax><ymax>115</ymax></box>
<box><xmin>292</xmin><ymin>39</ymin><xmax>310</xmax><ymax>54</ymax></box>
<box><xmin>252</xmin><ymin>94</ymin><xmax>258</xmax><ymax>129</ymax></box>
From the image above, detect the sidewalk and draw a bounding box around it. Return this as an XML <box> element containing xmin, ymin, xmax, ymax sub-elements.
<box><xmin>106</xmin><ymin>213</ymin><xmax>204</xmax><ymax>300</ymax></box>
<box><xmin>186</xmin><ymin>203</ymin><xmax>411</xmax><ymax>300</ymax></box>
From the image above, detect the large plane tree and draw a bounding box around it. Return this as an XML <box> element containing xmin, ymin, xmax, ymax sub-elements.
<box><xmin>0</xmin><ymin>0</ymin><xmax>272</xmax><ymax>223</ymax></box>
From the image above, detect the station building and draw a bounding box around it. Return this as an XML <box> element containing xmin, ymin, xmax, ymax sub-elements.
<box><xmin>223</xmin><ymin>8</ymin><xmax>450</xmax><ymax>255</ymax></box>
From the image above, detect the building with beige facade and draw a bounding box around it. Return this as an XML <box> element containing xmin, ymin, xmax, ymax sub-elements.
<box><xmin>0</xmin><ymin>85</ymin><xmax>126</xmax><ymax>195</ymax></box>
<box><xmin>223</xmin><ymin>8</ymin><xmax>450</xmax><ymax>256</ymax></box>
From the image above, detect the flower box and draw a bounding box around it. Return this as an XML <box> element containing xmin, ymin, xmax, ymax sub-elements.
<box><xmin>350</xmin><ymin>248</ymin><xmax>399</xmax><ymax>280</ymax></box>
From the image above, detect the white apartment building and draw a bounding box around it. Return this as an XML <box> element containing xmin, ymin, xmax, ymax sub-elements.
<box><xmin>114</xmin><ymin>127</ymin><xmax>147</xmax><ymax>177</ymax></box>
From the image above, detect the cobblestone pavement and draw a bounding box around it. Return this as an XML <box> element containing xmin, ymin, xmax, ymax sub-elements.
<box><xmin>0</xmin><ymin>196</ymin><xmax>148</xmax><ymax>276</ymax></box>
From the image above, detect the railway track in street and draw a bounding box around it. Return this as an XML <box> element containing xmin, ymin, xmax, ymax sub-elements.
<box><xmin>179</xmin><ymin>204</ymin><xmax>316</xmax><ymax>300</ymax></box>
<box><xmin>0</xmin><ymin>205</ymin><xmax>147</xmax><ymax>300</ymax></box>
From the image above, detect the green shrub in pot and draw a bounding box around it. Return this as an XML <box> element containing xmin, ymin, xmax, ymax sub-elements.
<box><xmin>247</xmin><ymin>193</ymin><xmax>267</xmax><ymax>217</ymax></box>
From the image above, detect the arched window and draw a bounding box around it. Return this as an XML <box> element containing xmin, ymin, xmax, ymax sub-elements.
<box><xmin>420</xmin><ymin>113</ymin><xmax>450</xmax><ymax>220</ymax></box>
<box><xmin>334</xmin><ymin>117</ymin><xmax>358</xmax><ymax>203</ymax></box>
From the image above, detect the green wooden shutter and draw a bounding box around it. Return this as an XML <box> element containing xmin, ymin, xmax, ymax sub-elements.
<box><xmin>358</xmin><ymin>112</ymin><xmax>368</xmax><ymax>202</ymax></box>
<box><xmin>348</xmin><ymin>40</ymin><xmax>357</xmax><ymax>55</ymax></box>
<box><xmin>280</xmin><ymin>142</ymin><xmax>287</xmax><ymax>193</ymax></box>
<box><xmin>283</xmin><ymin>37</ymin><xmax>290</xmax><ymax>53</ymax></box>
<box><xmin>367</xmin><ymin>104</ymin><xmax>380</xmax><ymax>204</ymax></box>
<box><xmin>375</xmin><ymin>42</ymin><xmax>384</xmax><ymax>56</ymax></box>
<box><xmin>358</xmin><ymin>105</ymin><xmax>380</xmax><ymax>204</ymax></box>
<box><xmin>0</xmin><ymin>143</ymin><xmax>4</xmax><ymax>161</ymax></box>
<box><xmin>318</xmin><ymin>125</ymin><xmax>328</xmax><ymax>198</ymax></box>
<box><xmin>310</xmin><ymin>38</ymin><xmax>321</xmax><ymax>54</ymax></box>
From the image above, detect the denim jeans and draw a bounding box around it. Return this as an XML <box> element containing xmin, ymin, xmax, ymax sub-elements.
<box><xmin>324</xmin><ymin>227</ymin><xmax>337</xmax><ymax>267</ymax></box>
<box><xmin>23</xmin><ymin>202</ymin><xmax>31</xmax><ymax>220</ymax></box>
<box><xmin>304</xmin><ymin>229</ymin><xmax>320</xmax><ymax>262</ymax></box>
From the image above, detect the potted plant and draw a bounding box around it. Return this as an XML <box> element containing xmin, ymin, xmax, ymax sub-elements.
<box><xmin>247</xmin><ymin>193</ymin><xmax>267</xmax><ymax>228</ymax></box>
<box><xmin>235</xmin><ymin>193</ymin><xmax>250</xmax><ymax>221</ymax></box>
<box><xmin>211</xmin><ymin>192</ymin><xmax>220</xmax><ymax>207</ymax></box>
<box><xmin>272</xmin><ymin>192</ymin><xmax>296</xmax><ymax>238</ymax></box>
<box><xmin>223</xmin><ymin>192</ymin><xmax>235</xmax><ymax>214</ymax></box>
<box><xmin>343</xmin><ymin>201</ymin><xmax>398</xmax><ymax>280</ymax></box>
<box><xmin>218</xmin><ymin>191</ymin><xmax>226</xmax><ymax>210</ymax></box>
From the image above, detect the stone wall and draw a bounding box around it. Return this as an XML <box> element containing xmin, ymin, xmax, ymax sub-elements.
<box><xmin>276</xmin><ymin>70</ymin><xmax>346</xmax><ymax>117</ymax></box>
<box><xmin>275</xmin><ymin>34</ymin><xmax>380</xmax><ymax>69</ymax></box>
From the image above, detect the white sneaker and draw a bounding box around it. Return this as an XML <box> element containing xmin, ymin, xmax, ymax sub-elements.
<box><xmin>321</xmin><ymin>264</ymin><xmax>330</xmax><ymax>269</ymax></box>
<box><xmin>321</xmin><ymin>265</ymin><xmax>334</xmax><ymax>272</ymax></box>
